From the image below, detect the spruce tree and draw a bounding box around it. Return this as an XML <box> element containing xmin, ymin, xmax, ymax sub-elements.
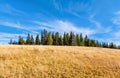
<box><xmin>69</xmin><ymin>32</ymin><xmax>73</xmax><ymax>45</ymax></box>
<box><xmin>47</xmin><ymin>33</ymin><xmax>53</xmax><ymax>45</ymax></box>
<box><xmin>109</xmin><ymin>42</ymin><xmax>116</xmax><ymax>49</ymax></box>
<box><xmin>58</xmin><ymin>36</ymin><xmax>63</xmax><ymax>45</ymax></box>
<box><xmin>66</xmin><ymin>33</ymin><xmax>69</xmax><ymax>45</ymax></box>
<box><xmin>9</xmin><ymin>39</ymin><xmax>13</xmax><ymax>44</ymax></box>
<box><xmin>54</xmin><ymin>32</ymin><xmax>59</xmax><ymax>45</ymax></box>
<box><xmin>26</xmin><ymin>33</ymin><xmax>31</xmax><ymax>45</ymax></box>
<box><xmin>41</xmin><ymin>29</ymin><xmax>48</xmax><ymax>45</ymax></box>
<box><xmin>76</xmin><ymin>34</ymin><xmax>80</xmax><ymax>46</ymax></box>
<box><xmin>30</xmin><ymin>35</ymin><xmax>34</xmax><ymax>45</ymax></box>
<box><xmin>63</xmin><ymin>32</ymin><xmax>67</xmax><ymax>45</ymax></box>
<box><xmin>18</xmin><ymin>36</ymin><xmax>24</xmax><ymax>45</ymax></box>
<box><xmin>63</xmin><ymin>32</ymin><xmax>69</xmax><ymax>45</ymax></box>
<box><xmin>52</xmin><ymin>32</ymin><xmax>55</xmax><ymax>45</ymax></box>
<box><xmin>84</xmin><ymin>35</ymin><xmax>89</xmax><ymax>46</ymax></box>
<box><xmin>35</xmin><ymin>34</ymin><xmax>40</xmax><ymax>45</ymax></box>
<box><xmin>79</xmin><ymin>34</ymin><xmax>84</xmax><ymax>46</ymax></box>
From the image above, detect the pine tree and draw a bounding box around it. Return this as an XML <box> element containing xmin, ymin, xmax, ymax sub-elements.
<box><xmin>102</xmin><ymin>42</ymin><xmax>108</xmax><ymax>48</ymax></box>
<box><xmin>79</xmin><ymin>33</ymin><xmax>84</xmax><ymax>46</ymax></box>
<box><xmin>30</xmin><ymin>35</ymin><xmax>34</xmax><ymax>45</ymax></box>
<box><xmin>63</xmin><ymin>32</ymin><xmax>69</xmax><ymax>45</ymax></box>
<box><xmin>9</xmin><ymin>39</ymin><xmax>13</xmax><ymax>44</ymax></box>
<box><xmin>84</xmin><ymin>35</ymin><xmax>89</xmax><ymax>46</ymax></box>
<box><xmin>71</xmin><ymin>33</ymin><xmax>77</xmax><ymax>46</ymax></box>
<box><xmin>58</xmin><ymin>36</ymin><xmax>63</xmax><ymax>45</ymax></box>
<box><xmin>52</xmin><ymin>32</ymin><xmax>55</xmax><ymax>45</ymax></box>
<box><xmin>109</xmin><ymin>42</ymin><xmax>116</xmax><ymax>49</ymax></box>
<box><xmin>35</xmin><ymin>34</ymin><xmax>40</xmax><ymax>45</ymax></box>
<box><xmin>76</xmin><ymin>34</ymin><xmax>80</xmax><ymax>46</ymax></box>
<box><xmin>66</xmin><ymin>33</ymin><xmax>69</xmax><ymax>45</ymax></box>
<box><xmin>41</xmin><ymin>29</ymin><xmax>48</xmax><ymax>45</ymax></box>
<box><xmin>26</xmin><ymin>33</ymin><xmax>31</xmax><ymax>45</ymax></box>
<box><xmin>54</xmin><ymin>32</ymin><xmax>59</xmax><ymax>45</ymax></box>
<box><xmin>69</xmin><ymin>32</ymin><xmax>76</xmax><ymax>46</ymax></box>
<box><xmin>18</xmin><ymin>36</ymin><xmax>24</xmax><ymax>45</ymax></box>
<box><xmin>47</xmin><ymin>33</ymin><xmax>53</xmax><ymax>45</ymax></box>
<box><xmin>69</xmin><ymin>32</ymin><xmax>73</xmax><ymax>45</ymax></box>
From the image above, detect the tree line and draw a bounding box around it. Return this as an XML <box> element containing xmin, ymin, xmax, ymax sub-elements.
<box><xmin>9</xmin><ymin>29</ymin><xmax>119</xmax><ymax>49</ymax></box>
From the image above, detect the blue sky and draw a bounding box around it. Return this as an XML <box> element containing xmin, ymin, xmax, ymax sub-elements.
<box><xmin>0</xmin><ymin>0</ymin><xmax>120</xmax><ymax>45</ymax></box>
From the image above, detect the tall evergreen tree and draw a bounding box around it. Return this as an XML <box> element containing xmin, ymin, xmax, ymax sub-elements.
<box><xmin>63</xmin><ymin>32</ymin><xmax>69</xmax><ymax>45</ymax></box>
<box><xmin>54</xmin><ymin>32</ymin><xmax>59</xmax><ymax>45</ymax></box>
<box><xmin>69</xmin><ymin>32</ymin><xmax>73</xmax><ymax>45</ymax></box>
<box><xmin>71</xmin><ymin>33</ymin><xmax>77</xmax><ymax>46</ymax></box>
<box><xmin>52</xmin><ymin>32</ymin><xmax>55</xmax><ymax>45</ymax></box>
<box><xmin>18</xmin><ymin>36</ymin><xmax>24</xmax><ymax>45</ymax></box>
<box><xmin>109</xmin><ymin>42</ymin><xmax>116</xmax><ymax>49</ymax></box>
<box><xmin>84</xmin><ymin>35</ymin><xmax>89</xmax><ymax>46</ymax></box>
<box><xmin>76</xmin><ymin>34</ymin><xmax>80</xmax><ymax>46</ymax></box>
<box><xmin>69</xmin><ymin>32</ymin><xmax>76</xmax><ymax>46</ymax></box>
<box><xmin>9</xmin><ymin>39</ymin><xmax>13</xmax><ymax>44</ymax></box>
<box><xmin>26</xmin><ymin>33</ymin><xmax>31</xmax><ymax>45</ymax></box>
<box><xmin>47</xmin><ymin>33</ymin><xmax>53</xmax><ymax>45</ymax></box>
<box><xmin>102</xmin><ymin>42</ymin><xmax>108</xmax><ymax>48</ymax></box>
<box><xmin>63</xmin><ymin>32</ymin><xmax>67</xmax><ymax>45</ymax></box>
<box><xmin>58</xmin><ymin>36</ymin><xmax>63</xmax><ymax>45</ymax></box>
<box><xmin>66</xmin><ymin>33</ymin><xmax>70</xmax><ymax>45</ymax></box>
<box><xmin>35</xmin><ymin>34</ymin><xmax>40</xmax><ymax>45</ymax></box>
<box><xmin>79</xmin><ymin>34</ymin><xmax>84</xmax><ymax>46</ymax></box>
<box><xmin>30</xmin><ymin>35</ymin><xmax>34</xmax><ymax>45</ymax></box>
<box><xmin>41</xmin><ymin>29</ymin><xmax>48</xmax><ymax>45</ymax></box>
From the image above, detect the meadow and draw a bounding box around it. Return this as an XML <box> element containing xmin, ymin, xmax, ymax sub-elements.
<box><xmin>0</xmin><ymin>45</ymin><xmax>120</xmax><ymax>78</ymax></box>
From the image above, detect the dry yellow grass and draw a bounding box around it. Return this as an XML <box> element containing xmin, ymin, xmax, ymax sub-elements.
<box><xmin>0</xmin><ymin>45</ymin><xmax>120</xmax><ymax>78</ymax></box>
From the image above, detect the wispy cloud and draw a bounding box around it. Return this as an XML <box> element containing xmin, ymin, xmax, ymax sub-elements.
<box><xmin>89</xmin><ymin>14</ymin><xmax>102</xmax><ymax>28</ymax></box>
<box><xmin>33</xmin><ymin>20</ymin><xmax>96</xmax><ymax>35</ymax></box>
<box><xmin>112</xmin><ymin>11</ymin><xmax>120</xmax><ymax>26</ymax></box>
<box><xmin>0</xmin><ymin>4</ymin><xmax>25</xmax><ymax>15</ymax></box>
<box><xmin>0</xmin><ymin>21</ymin><xmax>39</xmax><ymax>34</ymax></box>
<box><xmin>0</xmin><ymin>32</ymin><xmax>27</xmax><ymax>44</ymax></box>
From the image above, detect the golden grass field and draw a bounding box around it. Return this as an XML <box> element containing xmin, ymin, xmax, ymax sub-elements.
<box><xmin>0</xmin><ymin>45</ymin><xmax>120</xmax><ymax>78</ymax></box>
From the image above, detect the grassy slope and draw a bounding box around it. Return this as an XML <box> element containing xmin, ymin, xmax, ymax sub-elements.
<box><xmin>0</xmin><ymin>45</ymin><xmax>120</xmax><ymax>78</ymax></box>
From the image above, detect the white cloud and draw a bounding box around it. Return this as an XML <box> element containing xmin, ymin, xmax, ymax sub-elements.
<box><xmin>89</xmin><ymin>14</ymin><xmax>102</xmax><ymax>28</ymax></box>
<box><xmin>0</xmin><ymin>32</ymin><xmax>27</xmax><ymax>44</ymax></box>
<box><xmin>114</xmin><ymin>31</ymin><xmax>120</xmax><ymax>38</ymax></box>
<box><xmin>33</xmin><ymin>20</ymin><xmax>96</xmax><ymax>36</ymax></box>
<box><xmin>112</xmin><ymin>11</ymin><xmax>120</xmax><ymax>26</ymax></box>
<box><xmin>0</xmin><ymin>21</ymin><xmax>24</xmax><ymax>29</ymax></box>
<box><xmin>0</xmin><ymin>21</ymin><xmax>39</xmax><ymax>34</ymax></box>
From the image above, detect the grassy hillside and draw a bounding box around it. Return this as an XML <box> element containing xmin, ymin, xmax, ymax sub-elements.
<box><xmin>0</xmin><ymin>45</ymin><xmax>120</xmax><ymax>78</ymax></box>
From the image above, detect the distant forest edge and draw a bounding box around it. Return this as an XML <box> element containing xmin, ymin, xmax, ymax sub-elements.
<box><xmin>9</xmin><ymin>29</ymin><xmax>119</xmax><ymax>49</ymax></box>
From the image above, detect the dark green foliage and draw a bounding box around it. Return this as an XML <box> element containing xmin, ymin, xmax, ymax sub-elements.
<box><xmin>41</xmin><ymin>29</ymin><xmax>48</xmax><ymax>45</ymax></box>
<box><xmin>63</xmin><ymin>32</ymin><xmax>69</xmax><ymax>45</ymax></box>
<box><xmin>79</xmin><ymin>34</ymin><xmax>84</xmax><ymax>46</ymax></box>
<box><xmin>76</xmin><ymin>34</ymin><xmax>80</xmax><ymax>46</ymax></box>
<box><xmin>30</xmin><ymin>35</ymin><xmax>34</xmax><ymax>45</ymax></box>
<box><xmin>26</xmin><ymin>33</ymin><xmax>31</xmax><ymax>45</ymax></box>
<box><xmin>35</xmin><ymin>34</ymin><xmax>40</xmax><ymax>45</ymax></box>
<box><xmin>52</xmin><ymin>32</ymin><xmax>55</xmax><ymax>45</ymax></box>
<box><xmin>11</xmin><ymin>29</ymin><xmax>118</xmax><ymax>49</ymax></box>
<box><xmin>58</xmin><ymin>36</ymin><xmax>63</xmax><ymax>45</ymax></box>
<box><xmin>54</xmin><ymin>32</ymin><xmax>59</xmax><ymax>45</ymax></box>
<box><xmin>18</xmin><ymin>36</ymin><xmax>24</xmax><ymax>45</ymax></box>
<box><xmin>102</xmin><ymin>42</ymin><xmax>109</xmax><ymax>48</ymax></box>
<box><xmin>109</xmin><ymin>42</ymin><xmax>116</xmax><ymax>49</ymax></box>
<box><xmin>84</xmin><ymin>35</ymin><xmax>89</xmax><ymax>46</ymax></box>
<box><xmin>47</xmin><ymin>33</ymin><xmax>53</xmax><ymax>45</ymax></box>
<box><xmin>69</xmin><ymin>32</ymin><xmax>73</xmax><ymax>46</ymax></box>
<box><xmin>9</xmin><ymin>39</ymin><xmax>13</xmax><ymax>44</ymax></box>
